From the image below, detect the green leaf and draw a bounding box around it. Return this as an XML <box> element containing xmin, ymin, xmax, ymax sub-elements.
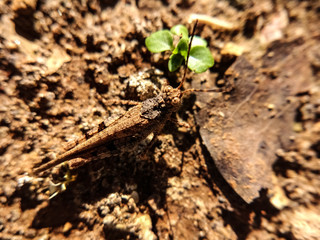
<box><xmin>190</xmin><ymin>36</ymin><xmax>207</xmax><ymax>48</ymax></box>
<box><xmin>170</xmin><ymin>25</ymin><xmax>188</xmax><ymax>39</ymax></box>
<box><xmin>188</xmin><ymin>46</ymin><xmax>214</xmax><ymax>73</ymax></box>
<box><xmin>168</xmin><ymin>54</ymin><xmax>184</xmax><ymax>72</ymax></box>
<box><xmin>172</xmin><ymin>38</ymin><xmax>188</xmax><ymax>58</ymax></box>
<box><xmin>145</xmin><ymin>30</ymin><xmax>173</xmax><ymax>53</ymax></box>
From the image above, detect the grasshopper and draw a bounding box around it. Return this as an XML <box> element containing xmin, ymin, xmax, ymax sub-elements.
<box><xmin>33</xmin><ymin>20</ymin><xmax>227</xmax><ymax>183</ymax></box>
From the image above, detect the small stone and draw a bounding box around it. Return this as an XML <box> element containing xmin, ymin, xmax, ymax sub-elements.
<box><xmin>134</xmin><ymin>214</ymin><xmax>157</xmax><ymax>240</ymax></box>
<box><xmin>147</xmin><ymin>195</ymin><xmax>160</xmax><ymax>212</ymax></box>
<box><xmin>275</xmin><ymin>148</ymin><xmax>285</xmax><ymax>157</ymax></box>
<box><xmin>221</xmin><ymin>42</ymin><xmax>244</xmax><ymax>56</ymax></box>
<box><xmin>115</xmin><ymin>223</ymin><xmax>127</xmax><ymax>231</ymax></box>
<box><xmin>182</xmin><ymin>180</ymin><xmax>191</xmax><ymax>190</ymax></box>
<box><xmin>130</xmin><ymin>191</ymin><xmax>139</xmax><ymax>204</ymax></box>
<box><xmin>127</xmin><ymin>198</ymin><xmax>136</xmax><ymax>213</ymax></box>
<box><xmin>113</xmin><ymin>206</ymin><xmax>121</xmax><ymax>217</ymax></box>
<box><xmin>103</xmin><ymin>215</ymin><xmax>116</xmax><ymax>227</ymax></box>
<box><xmin>107</xmin><ymin>193</ymin><xmax>121</xmax><ymax>207</ymax></box>
<box><xmin>0</xmin><ymin>219</ymin><xmax>4</xmax><ymax>232</ymax></box>
<box><xmin>37</xmin><ymin>234</ymin><xmax>50</xmax><ymax>240</ymax></box>
<box><xmin>24</xmin><ymin>228</ymin><xmax>36</xmax><ymax>238</ymax></box>
<box><xmin>62</xmin><ymin>222</ymin><xmax>72</xmax><ymax>234</ymax></box>
<box><xmin>40</xmin><ymin>119</ymin><xmax>50</xmax><ymax>128</ymax></box>
<box><xmin>0</xmin><ymin>196</ymin><xmax>7</xmax><ymax>204</ymax></box>
<box><xmin>121</xmin><ymin>194</ymin><xmax>130</xmax><ymax>204</ymax></box>
<box><xmin>293</xmin><ymin>122</ymin><xmax>303</xmax><ymax>132</ymax></box>
<box><xmin>99</xmin><ymin>206</ymin><xmax>110</xmax><ymax>217</ymax></box>
<box><xmin>199</xmin><ymin>231</ymin><xmax>206</xmax><ymax>238</ymax></box>
<box><xmin>9</xmin><ymin>209</ymin><xmax>21</xmax><ymax>222</ymax></box>
<box><xmin>270</xmin><ymin>185</ymin><xmax>289</xmax><ymax>210</ymax></box>
<box><xmin>2</xmin><ymin>182</ymin><xmax>16</xmax><ymax>198</ymax></box>
<box><xmin>79</xmin><ymin>211</ymin><xmax>95</xmax><ymax>227</ymax></box>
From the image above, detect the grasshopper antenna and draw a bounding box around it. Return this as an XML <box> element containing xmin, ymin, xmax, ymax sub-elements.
<box><xmin>177</xmin><ymin>19</ymin><xmax>198</xmax><ymax>90</ymax></box>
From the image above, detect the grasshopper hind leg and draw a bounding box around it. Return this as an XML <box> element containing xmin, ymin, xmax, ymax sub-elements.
<box><xmin>49</xmin><ymin>164</ymin><xmax>77</xmax><ymax>199</ymax></box>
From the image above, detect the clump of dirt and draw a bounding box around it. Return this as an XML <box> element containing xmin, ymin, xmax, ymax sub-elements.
<box><xmin>0</xmin><ymin>0</ymin><xmax>319</xmax><ymax>239</ymax></box>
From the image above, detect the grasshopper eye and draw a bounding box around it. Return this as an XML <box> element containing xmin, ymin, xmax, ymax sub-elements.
<box><xmin>172</xmin><ymin>97</ymin><xmax>180</xmax><ymax>105</ymax></box>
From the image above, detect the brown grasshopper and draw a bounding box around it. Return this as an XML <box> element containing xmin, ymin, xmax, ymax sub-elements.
<box><xmin>33</xmin><ymin>20</ymin><xmax>227</xmax><ymax>184</ymax></box>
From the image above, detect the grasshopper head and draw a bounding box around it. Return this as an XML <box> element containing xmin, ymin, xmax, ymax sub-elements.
<box><xmin>162</xmin><ymin>85</ymin><xmax>182</xmax><ymax>110</ymax></box>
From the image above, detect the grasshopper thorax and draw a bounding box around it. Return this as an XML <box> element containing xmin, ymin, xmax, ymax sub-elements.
<box><xmin>140</xmin><ymin>85</ymin><xmax>182</xmax><ymax>120</ymax></box>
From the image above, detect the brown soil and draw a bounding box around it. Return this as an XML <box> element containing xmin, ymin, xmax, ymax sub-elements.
<box><xmin>0</xmin><ymin>0</ymin><xmax>319</xmax><ymax>239</ymax></box>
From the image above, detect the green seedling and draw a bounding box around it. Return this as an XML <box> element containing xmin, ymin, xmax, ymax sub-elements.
<box><xmin>145</xmin><ymin>24</ymin><xmax>214</xmax><ymax>73</ymax></box>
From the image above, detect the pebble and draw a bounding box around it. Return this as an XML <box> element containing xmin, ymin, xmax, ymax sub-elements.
<box><xmin>62</xmin><ymin>222</ymin><xmax>72</xmax><ymax>234</ymax></box>
<box><xmin>37</xmin><ymin>234</ymin><xmax>50</xmax><ymax>240</ymax></box>
<box><xmin>121</xmin><ymin>194</ymin><xmax>130</xmax><ymax>204</ymax></box>
<box><xmin>113</xmin><ymin>206</ymin><xmax>121</xmax><ymax>218</ymax></box>
<box><xmin>8</xmin><ymin>209</ymin><xmax>21</xmax><ymax>222</ymax></box>
<box><xmin>130</xmin><ymin>191</ymin><xmax>139</xmax><ymax>204</ymax></box>
<box><xmin>127</xmin><ymin>198</ymin><xmax>137</xmax><ymax>213</ymax></box>
<box><xmin>0</xmin><ymin>219</ymin><xmax>4</xmax><ymax>232</ymax></box>
<box><xmin>147</xmin><ymin>195</ymin><xmax>160</xmax><ymax>212</ymax></box>
<box><xmin>107</xmin><ymin>193</ymin><xmax>121</xmax><ymax>207</ymax></box>
<box><xmin>24</xmin><ymin>228</ymin><xmax>36</xmax><ymax>238</ymax></box>
<box><xmin>99</xmin><ymin>205</ymin><xmax>111</xmax><ymax>217</ymax></box>
<box><xmin>103</xmin><ymin>215</ymin><xmax>116</xmax><ymax>227</ymax></box>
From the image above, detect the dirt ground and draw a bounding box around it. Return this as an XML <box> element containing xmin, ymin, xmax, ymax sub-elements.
<box><xmin>0</xmin><ymin>0</ymin><xmax>319</xmax><ymax>239</ymax></box>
